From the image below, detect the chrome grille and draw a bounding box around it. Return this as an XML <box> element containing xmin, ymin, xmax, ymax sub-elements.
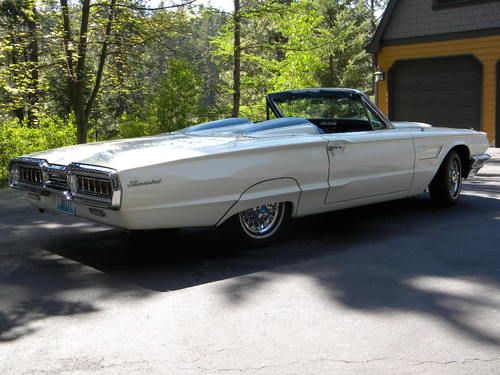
<box><xmin>18</xmin><ymin>165</ymin><xmax>43</xmax><ymax>185</ymax></box>
<box><xmin>46</xmin><ymin>170</ymin><xmax>69</xmax><ymax>191</ymax></box>
<box><xmin>69</xmin><ymin>163</ymin><xmax>121</xmax><ymax>209</ymax></box>
<box><xmin>77</xmin><ymin>176</ymin><xmax>112</xmax><ymax>198</ymax></box>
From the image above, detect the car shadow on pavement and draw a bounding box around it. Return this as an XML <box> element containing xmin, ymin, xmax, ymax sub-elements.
<box><xmin>2</xmin><ymin>179</ymin><xmax>500</xmax><ymax>347</ymax></box>
<box><xmin>45</xmin><ymin>187</ymin><xmax>500</xmax><ymax>348</ymax></box>
<box><xmin>43</xmin><ymin>188</ymin><xmax>496</xmax><ymax>292</ymax></box>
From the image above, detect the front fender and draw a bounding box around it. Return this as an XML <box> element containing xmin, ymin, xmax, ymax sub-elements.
<box><xmin>216</xmin><ymin>178</ymin><xmax>302</xmax><ymax>226</ymax></box>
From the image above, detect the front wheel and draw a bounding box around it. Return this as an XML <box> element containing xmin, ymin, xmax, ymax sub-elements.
<box><xmin>223</xmin><ymin>202</ymin><xmax>290</xmax><ymax>246</ymax></box>
<box><xmin>429</xmin><ymin>150</ymin><xmax>462</xmax><ymax>206</ymax></box>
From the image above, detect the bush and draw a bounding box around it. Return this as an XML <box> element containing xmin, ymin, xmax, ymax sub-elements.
<box><xmin>0</xmin><ymin>115</ymin><xmax>76</xmax><ymax>182</ymax></box>
<box><xmin>117</xmin><ymin>112</ymin><xmax>153</xmax><ymax>139</ymax></box>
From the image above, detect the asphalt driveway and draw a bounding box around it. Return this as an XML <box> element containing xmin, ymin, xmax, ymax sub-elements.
<box><xmin>0</xmin><ymin>150</ymin><xmax>499</xmax><ymax>374</ymax></box>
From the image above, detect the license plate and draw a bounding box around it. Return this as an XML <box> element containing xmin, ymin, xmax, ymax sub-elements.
<box><xmin>56</xmin><ymin>196</ymin><xmax>75</xmax><ymax>215</ymax></box>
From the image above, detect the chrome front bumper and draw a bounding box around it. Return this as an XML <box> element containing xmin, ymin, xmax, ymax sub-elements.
<box><xmin>470</xmin><ymin>153</ymin><xmax>491</xmax><ymax>176</ymax></box>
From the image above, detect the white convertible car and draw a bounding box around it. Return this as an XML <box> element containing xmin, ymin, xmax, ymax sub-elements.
<box><xmin>9</xmin><ymin>88</ymin><xmax>490</xmax><ymax>244</ymax></box>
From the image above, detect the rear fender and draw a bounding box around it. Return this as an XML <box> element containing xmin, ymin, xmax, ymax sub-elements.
<box><xmin>216</xmin><ymin>178</ymin><xmax>302</xmax><ymax>226</ymax></box>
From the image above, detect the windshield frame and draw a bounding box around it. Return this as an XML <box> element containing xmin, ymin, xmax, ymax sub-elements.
<box><xmin>266</xmin><ymin>89</ymin><xmax>393</xmax><ymax>130</ymax></box>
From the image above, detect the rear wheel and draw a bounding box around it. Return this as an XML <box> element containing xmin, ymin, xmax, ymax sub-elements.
<box><xmin>223</xmin><ymin>202</ymin><xmax>290</xmax><ymax>246</ymax></box>
<box><xmin>429</xmin><ymin>150</ymin><xmax>462</xmax><ymax>206</ymax></box>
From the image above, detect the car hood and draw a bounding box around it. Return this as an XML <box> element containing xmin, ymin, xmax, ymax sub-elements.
<box><xmin>26</xmin><ymin>133</ymin><xmax>243</xmax><ymax>171</ymax></box>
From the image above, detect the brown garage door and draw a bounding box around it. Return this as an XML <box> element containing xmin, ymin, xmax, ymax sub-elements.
<box><xmin>389</xmin><ymin>55</ymin><xmax>482</xmax><ymax>130</ymax></box>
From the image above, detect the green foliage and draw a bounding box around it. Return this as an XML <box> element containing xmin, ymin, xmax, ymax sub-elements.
<box><xmin>117</xmin><ymin>112</ymin><xmax>151</xmax><ymax>139</ymax></box>
<box><xmin>151</xmin><ymin>58</ymin><xmax>203</xmax><ymax>133</ymax></box>
<box><xmin>0</xmin><ymin>0</ymin><xmax>41</xmax><ymax>126</ymax></box>
<box><xmin>0</xmin><ymin>116</ymin><xmax>76</xmax><ymax>181</ymax></box>
<box><xmin>0</xmin><ymin>0</ymin><xmax>387</xmax><ymax>147</ymax></box>
<box><xmin>116</xmin><ymin>59</ymin><xmax>203</xmax><ymax>138</ymax></box>
<box><xmin>211</xmin><ymin>0</ymin><xmax>382</xmax><ymax>121</ymax></box>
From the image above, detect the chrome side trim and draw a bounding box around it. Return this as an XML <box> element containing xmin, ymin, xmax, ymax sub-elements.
<box><xmin>470</xmin><ymin>153</ymin><xmax>491</xmax><ymax>176</ymax></box>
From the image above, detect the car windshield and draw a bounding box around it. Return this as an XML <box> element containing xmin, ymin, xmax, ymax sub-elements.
<box><xmin>272</xmin><ymin>95</ymin><xmax>367</xmax><ymax>120</ymax></box>
<box><xmin>269</xmin><ymin>91</ymin><xmax>388</xmax><ymax>133</ymax></box>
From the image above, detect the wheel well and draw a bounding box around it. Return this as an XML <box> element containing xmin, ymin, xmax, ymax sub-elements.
<box><xmin>233</xmin><ymin>200</ymin><xmax>294</xmax><ymax>219</ymax></box>
<box><xmin>216</xmin><ymin>178</ymin><xmax>302</xmax><ymax>226</ymax></box>
<box><xmin>238</xmin><ymin>200</ymin><xmax>294</xmax><ymax>215</ymax></box>
<box><xmin>449</xmin><ymin>145</ymin><xmax>471</xmax><ymax>178</ymax></box>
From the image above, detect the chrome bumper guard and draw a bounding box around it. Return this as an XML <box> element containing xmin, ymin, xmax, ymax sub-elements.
<box><xmin>470</xmin><ymin>153</ymin><xmax>491</xmax><ymax>176</ymax></box>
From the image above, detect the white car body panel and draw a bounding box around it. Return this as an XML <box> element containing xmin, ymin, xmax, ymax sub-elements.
<box><xmin>10</xmin><ymin>90</ymin><xmax>491</xmax><ymax>232</ymax></box>
<box><xmin>323</xmin><ymin>129</ymin><xmax>415</xmax><ymax>204</ymax></box>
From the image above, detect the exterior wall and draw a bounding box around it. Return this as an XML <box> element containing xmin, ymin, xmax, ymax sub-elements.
<box><xmin>384</xmin><ymin>0</ymin><xmax>500</xmax><ymax>41</ymax></box>
<box><xmin>376</xmin><ymin>34</ymin><xmax>500</xmax><ymax>144</ymax></box>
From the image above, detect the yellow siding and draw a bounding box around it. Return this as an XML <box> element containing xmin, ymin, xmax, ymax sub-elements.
<box><xmin>376</xmin><ymin>35</ymin><xmax>500</xmax><ymax>144</ymax></box>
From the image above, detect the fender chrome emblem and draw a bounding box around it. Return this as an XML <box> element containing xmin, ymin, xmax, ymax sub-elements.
<box><xmin>127</xmin><ymin>179</ymin><xmax>162</xmax><ymax>188</ymax></box>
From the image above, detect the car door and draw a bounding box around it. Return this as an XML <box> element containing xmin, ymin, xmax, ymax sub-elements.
<box><xmin>323</xmin><ymin>98</ymin><xmax>415</xmax><ymax>204</ymax></box>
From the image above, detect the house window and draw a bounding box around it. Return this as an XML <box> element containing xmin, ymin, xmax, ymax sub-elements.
<box><xmin>433</xmin><ymin>0</ymin><xmax>499</xmax><ymax>10</ymax></box>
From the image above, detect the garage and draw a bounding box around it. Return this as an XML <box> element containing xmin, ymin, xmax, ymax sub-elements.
<box><xmin>388</xmin><ymin>55</ymin><xmax>482</xmax><ymax>131</ymax></box>
<box><xmin>497</xmin><ymin>62</ymin><xmax>500</xmax><ymax>147</ymax></box>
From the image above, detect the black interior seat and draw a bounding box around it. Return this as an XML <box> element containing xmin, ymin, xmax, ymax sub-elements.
<box><xmin>309</xmin><ymin>118</ymin><xmax>373</xmax><ymax>133</ymax></box>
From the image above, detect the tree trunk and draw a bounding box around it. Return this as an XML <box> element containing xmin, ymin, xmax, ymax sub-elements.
<box><xmin>76</xmin><ymin>109</ymin><xmax>88</xmax><ymax>144</ymax></box>
<box><xmin>26</xmin><ymin>4</ymin><xmax>39</xmax><ymax>127</ymax></box>
<box><xmin>9</xmin><ymin>35</ymin><xmax>24</xmax><ymax>123</ymax></box>
<box><xmin>232</xmin><ymin>0</ymin><xmax>241</xmax><ymax>118</ymax></box>
<box><xmin>59</xmin><ymin>0</ymin><xmax>115</xmax><ymax>144</ymax></box>
<box><xmin>328</xmin><ymin>54</ymin><xmax>334</xmax><ymax>87</ymax></box>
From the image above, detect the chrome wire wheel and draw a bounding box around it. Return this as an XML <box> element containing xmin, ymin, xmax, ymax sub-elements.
<box><xmin>239</xmin><ymin>202</ymin><xmax>285</xmax><ymax>239</ymax></box>
<box><xmin>429</xmin><ymin>150</ymin><xmax>463</xmax><ymax>207</ymax></box>
<box><xmin>448</xmin><ymin>156</ymin><xmax>462</xmax><ymax>198</ymax></box>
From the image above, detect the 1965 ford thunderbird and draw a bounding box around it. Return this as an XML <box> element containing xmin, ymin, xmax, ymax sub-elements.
<box><xmin>9</xmin><ymin>88</ymin><xmax>490</xmax><ymax>244</ymax></box>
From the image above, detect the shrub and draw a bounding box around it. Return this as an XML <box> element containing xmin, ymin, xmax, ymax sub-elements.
<box><xmin>0</xmin><ymin>115</ymin><xmax>76</xmax><ymax>182</ymax></box>
<box><xmin>117</xmin><ymin>112</ymin><xmax>153</xmax><ymax>139</ymax></box>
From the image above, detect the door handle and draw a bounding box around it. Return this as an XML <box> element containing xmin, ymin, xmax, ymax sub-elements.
<box><xmin>328</xmin><ymin>145</ymin><xmax>345</xmax><ymax>151</ymax></box>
